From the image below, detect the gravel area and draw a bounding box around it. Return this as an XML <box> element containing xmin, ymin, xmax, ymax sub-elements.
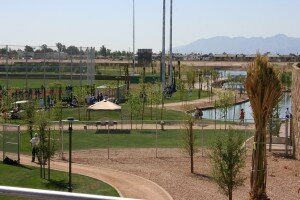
<box><xmin>72</xmin><ymin>148</ymin><xmax>299</xmax><ymax>200</ymax></box>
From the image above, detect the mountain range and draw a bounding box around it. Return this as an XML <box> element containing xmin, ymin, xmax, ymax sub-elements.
<box><xmin>174</xmin><ymin>34</ymin><xmax>300</xmax><ymax>54</ymax></box>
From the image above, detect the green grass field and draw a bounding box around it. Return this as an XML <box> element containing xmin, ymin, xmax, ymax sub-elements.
<box><xmin>11</xmin><ymin>129</ymin><xmax>252</xmax><ymax>155</ymax></box>
<box><xmin>0</xmin><ymin>162</ymin><xmax>119</xmax><ymax>200</ymax></box>
<box><xmin>0</xmin><ymin>105</ymin><xmax>187</xmax><ymax>125</ymax></box>
<box><xmin>0</xmin><ymin>79</ymin><xmax>115</xmax><ymax>88</ymax></box>
<box><xmin>164</xmin><ymin>90</ymin><xmax>212</xmax><ymax>103</ymax></box>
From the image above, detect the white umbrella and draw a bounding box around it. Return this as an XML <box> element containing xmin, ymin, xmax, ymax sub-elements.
<box><xmin>87</xmin><ymin>100</ymin><xmax>122</xmax><ymax>159</ymax></box>
<box><xmin>87</xmin><ymin>100</ymin><xmax>121</xmax><ymax>111</ymax></box>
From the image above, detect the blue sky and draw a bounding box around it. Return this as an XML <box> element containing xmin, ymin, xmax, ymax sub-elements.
<box><xmin>0</xmin><ymin>0</ymin><xmax>300</xmax><ymax>52</ymax></box>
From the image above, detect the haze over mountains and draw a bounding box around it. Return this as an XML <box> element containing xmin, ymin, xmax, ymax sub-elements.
<box><xmin>174</xmin><ymin>34</ymin><xmax>300</xmax><ymax>55</ymax></box>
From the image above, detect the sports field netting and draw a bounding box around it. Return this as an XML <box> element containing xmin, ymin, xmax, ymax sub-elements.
<box><xmin>1</xmin><ymin>125</ymin><xmax>20</xmax><ymax>163</ymax></box>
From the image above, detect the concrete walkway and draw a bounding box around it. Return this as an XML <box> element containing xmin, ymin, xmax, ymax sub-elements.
<box><xmin>41</xmin><ymin>122</ymin><xmax>255</xmax><ymax>132</ymax></box>
<box><xmin>18</xmin><ymin>154</ymin><xmax>173</xmax><ymax>200</ymax></box>
<box><xmin>159</xmin><ymin>88</ymin><xmax>249</xmax><ymax>112</ymax></box>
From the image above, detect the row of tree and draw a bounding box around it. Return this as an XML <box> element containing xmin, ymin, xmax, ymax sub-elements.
<box><xmin>0</xmin><ymin>44</ymin><xmax>131</xmax><ymax>57</ymax></box>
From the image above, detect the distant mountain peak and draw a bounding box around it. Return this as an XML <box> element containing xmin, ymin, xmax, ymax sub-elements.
<box><xmin>273</xmin><ymin>34</ymin><xmax>288</xmax><ymax>38</ymax></box>
<box><xmin>174</xmin><ymin>34</ymin><xmax>300</xmax><ymax>54</ymax></box>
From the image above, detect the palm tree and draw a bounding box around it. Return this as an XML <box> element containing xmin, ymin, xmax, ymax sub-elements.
<box><xmin>245</xmin><ymin>55</ymin><xmax>282</xmax><ymax>200</ymax></box>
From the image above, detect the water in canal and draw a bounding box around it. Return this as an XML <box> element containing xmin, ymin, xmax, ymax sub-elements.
<box><xmin>203</xmin><ymin>92</ymin><xmax>291</xmax><ymax>122</ymax></box>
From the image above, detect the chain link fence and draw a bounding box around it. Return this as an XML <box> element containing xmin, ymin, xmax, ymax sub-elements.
<box><xmin>0</xmin><ymin>45</ymin><xmax>95</xmax><ymax>90</ymax></box>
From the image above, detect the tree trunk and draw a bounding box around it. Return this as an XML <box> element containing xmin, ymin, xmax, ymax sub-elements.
<box><xmin>229</xmin><ymin>189</ymin><xmax>232</xmax><ymax>200</ymax></box>
<box><xmin>190</xmin><ymin>152</ymin><xmax>194</xmax><ymax>174</ymax></box>
<box><xmin>150</xmin><ymin>97</ymin><xmax>153</xmax><ymax>120</ymax></box>
<box><xmin>190</xmin><ymin>122</ymin><xmax>194</xmax><ymax>174</ymax></box>
<box><xmin>78</xmin><ymin>106</ymin><xmax>81</xmax><ymax>120</ymax></box>
<box><xmin>130</xmin><ymin>104</ymin><xmax>133</xmax><ymax>130</ymax></box>
<box><xmin>250</xmin><ymin>128</ymin><xmax>268</xmax><ymax>200</ymax></box>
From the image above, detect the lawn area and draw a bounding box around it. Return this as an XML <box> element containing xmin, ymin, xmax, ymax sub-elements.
<box><xmin>0</xmin><ymin>162</ymin><xmax>119</xmax><ymax>199</ymax></box>
<box><xmin>0</xmin><ymin>79</ymin><xmax>115</xmax><ymax>88</ymax></box>
<box><xmin>0</xmin><ymin>104</ymin><xmax>187</xmax><ymax>125</ymax></box>
<box><xmin>15</xmin><ymin>129</ymin><xmax>253</xmax><ymax>155</ymax></box>
<box><xmin>60</xmin><ymin>106</ymin><xmax>186</xmax><ymax>121</ymax></box>
<box><xmin>164</xmin><ymin>90</ymin><xmax>212</xmax><ymax>103</ymax></box>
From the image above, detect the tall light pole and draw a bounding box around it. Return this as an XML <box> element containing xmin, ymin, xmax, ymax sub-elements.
<box><xmin>169</xmin><ymin>0</ymin><xmax>173</xmax><ymax>85</ymax></box>
<box><xmin>161</xmin><ymin>0</ymin><xmax>166</xmax><ymax>87</ymax></box>
<box><xmin>5</xmin><ymin>45</ymin><xmax>8</xmax><ymax>91</ymax></box>
<box><xmin>67</xmin><ymin>117</ymin><xmax>74</xmax><ymax>192</ymax></box>
<box><xmin>132</xmin><ymin>0</ymin><xmax>136</xmax><ymax>73</ymax></box>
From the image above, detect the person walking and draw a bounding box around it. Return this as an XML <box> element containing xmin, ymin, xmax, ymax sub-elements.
<box><xmin>30</xmin><ymin>133</ymin><xmax>39</xmax><ymax>162</ymax></box>
<box><xmin>239</xmin><ymin>109</ymin><xmax>245</xmax><ymax>123</ymax></box>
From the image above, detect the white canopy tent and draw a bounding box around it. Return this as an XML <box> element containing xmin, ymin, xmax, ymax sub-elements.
<box><xmin>87</xmin><ymin>100</ymin><xmax>122</xmax><ymax>159</ymax></box>
<box><xmin>87</xmin><ymin>100</ymin><xmax>121</xmax><ymax>111</ymax></box>
<box><xmin>86</xmin><ymin>100</ymin><xmax>122</xmax><ymax>126</ymax></box>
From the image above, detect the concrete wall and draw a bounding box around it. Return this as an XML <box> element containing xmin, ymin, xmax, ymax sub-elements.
<box><xmin>292</xmin><ymin>65</ymin><xmax>300</xmax><ymax>159</ymax></box>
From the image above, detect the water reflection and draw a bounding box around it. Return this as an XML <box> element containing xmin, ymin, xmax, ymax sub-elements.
<box><xmin>218</xmin><ymin>70</ymin><xmax>247</xmax><ymax>78</ymax></box>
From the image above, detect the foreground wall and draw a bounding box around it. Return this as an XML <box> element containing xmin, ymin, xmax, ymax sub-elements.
<box><xmin>292</xmin><ymin>65</ymin><xmax>300</xmax><ymax>159</ymax></box>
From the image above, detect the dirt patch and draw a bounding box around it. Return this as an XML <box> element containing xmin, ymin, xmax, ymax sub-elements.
<box><xmin>73</xmin><ymin>148</ymin><xmax>299</xmax><ymax>200</ymax></box>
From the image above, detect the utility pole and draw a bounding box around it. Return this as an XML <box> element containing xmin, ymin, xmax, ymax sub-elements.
<box><xmin>132</xmin><ymin>0</ymin><xmax>136</xmax><ymax>73</ymax></box>
<box><xmin>169</xmin><ymin>0</ymin><xmax>173</xmax><ymax>85</ymax></box>
<box><xmin>5</xmin><ymin>45</ymin><xmax>8</xmax><ymax>90</ymax></box>
<box><xmin>161</xmin><ymin>0</ymin><xmax>166</xmax><ymax>87</ymax></box>
<box><xmin>79</xmin><ymin>47</ymin><xmax>83</xmax><ymax>87</ymax></box>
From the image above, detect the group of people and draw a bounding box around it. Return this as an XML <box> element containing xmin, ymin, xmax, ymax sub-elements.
<box><xmin>85</xmin><ymin>92</ymin><xmax>108</xmax><ymax>105</ymax></box>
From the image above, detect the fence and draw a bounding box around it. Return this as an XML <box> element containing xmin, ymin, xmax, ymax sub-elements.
<box><xmin>0</xmin><ymin>117</ymin><xmax>293</xmax><ymax>163</ymax></box>
<box><xmin>45</xmin><ymin>117</ymin><xmax>295</xmax><ymax>159</ymax></box>
<box><xmin>0</xmin><ymin>45</ymin><xmax>95</xmax><ymax>89</ymax></box>
<box><xmin>0</xmin><ymin>124</ymin><xmax>20</xmax><ymax>163</ymax></box>
<box><xmin>46</xmin><ymin>119</ymin><xmax>254</xmax><ymax>159</ymax></box>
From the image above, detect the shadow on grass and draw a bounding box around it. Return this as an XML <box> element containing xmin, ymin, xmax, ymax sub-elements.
<box><xmin>44</xmin><ymin>179</ymin><xmax>72</xmax><ymax>190</ymax></box>
<box><xmin>1</xmin><ymin>161</ymin><xmax>33</xmax><ymax>171</ymax></box>
<box><xmin>17</xmin><ymin>164</ymin><xmax>34</xmax><ymax>170</ymax></box>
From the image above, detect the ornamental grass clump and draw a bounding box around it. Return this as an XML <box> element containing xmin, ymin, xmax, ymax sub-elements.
<box><xmin>245</xmin><ymin>55</ymin><xmax>282</xmax><ymax>200</ymax></box>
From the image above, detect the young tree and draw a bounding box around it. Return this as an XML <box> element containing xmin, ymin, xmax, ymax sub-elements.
<box><xmin>1</xmin><ymin>91</ymin><xmax>13</xmax><ymax>123</ymax></box>
<box><xmin>73</xmin><ymin>87</ymin><xmax>88</xmax><ymax>120</ymax></box>
<box><xmin>186</xmin><ymin>69</ymin><xmax>196</xmax><ymax>90</ymax></box>
<box><xmin>214</xmin><ymin>90</ymin><xmax>235</xmax><ymax>129</ymax></box>
<box><xmin>177</xmin><ymin>79</ymin><xmax>187</xmax><ymax>105</ymax></box>
<box><xmin>146</xmin><ymin>83</ymin><xmax>155</xmax><ymax>120</ymax></box>
<box><xmin>152</xmin><ymin>82</ymin><xmax>163</xmax><ymax>121</ymax></box>
<box><xmin>280</xmin><ymin>71</ymin><xmax>292</xmax><ymax>90</ymax></box>
<box><xmin>267</xmin><ymin>105</ymin><xmax>281</xmax><ymax>137</ymax></box>
<box><xmin>245</xmin><ymin>55</ymin><xmax>282</xmax><ymax>200</ymax></box>
<box><xmin>51</xmin><ymin>99</ymin><xmax>63</xmax><ymax>121</ymax></box>
<box><xmin>23</xmin><ymin>101</ymin><xmax>37</xmax><ymax>138</ymax></box>
<box><xmin>124</xmin><ymin>91</ymin><xmax>142</xmax><ymax>130</ymax></box>
<box><xmin>139</xmin><ymin>67</ymin><xmax>147</xmax><ymax>128</ymax></box>
<box><xmin>210</xmin><ymin>129</ymin><xmax>246</xmax><ymax>200</ymax></box>
<box><xmin>182</xmin><ymin>108</ymin><xmax>197</xmax><ymax>173</ymax></box>
<box><xmin>35</xmin><ymin>110</ymin><xmax>57</xmax><ymax>179</ymax></box>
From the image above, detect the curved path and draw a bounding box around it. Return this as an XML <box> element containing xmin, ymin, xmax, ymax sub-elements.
<box><xmin>20</xmin><ymin>154</ymin><xmax>173</xmax><ymax>200</ymax></box>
